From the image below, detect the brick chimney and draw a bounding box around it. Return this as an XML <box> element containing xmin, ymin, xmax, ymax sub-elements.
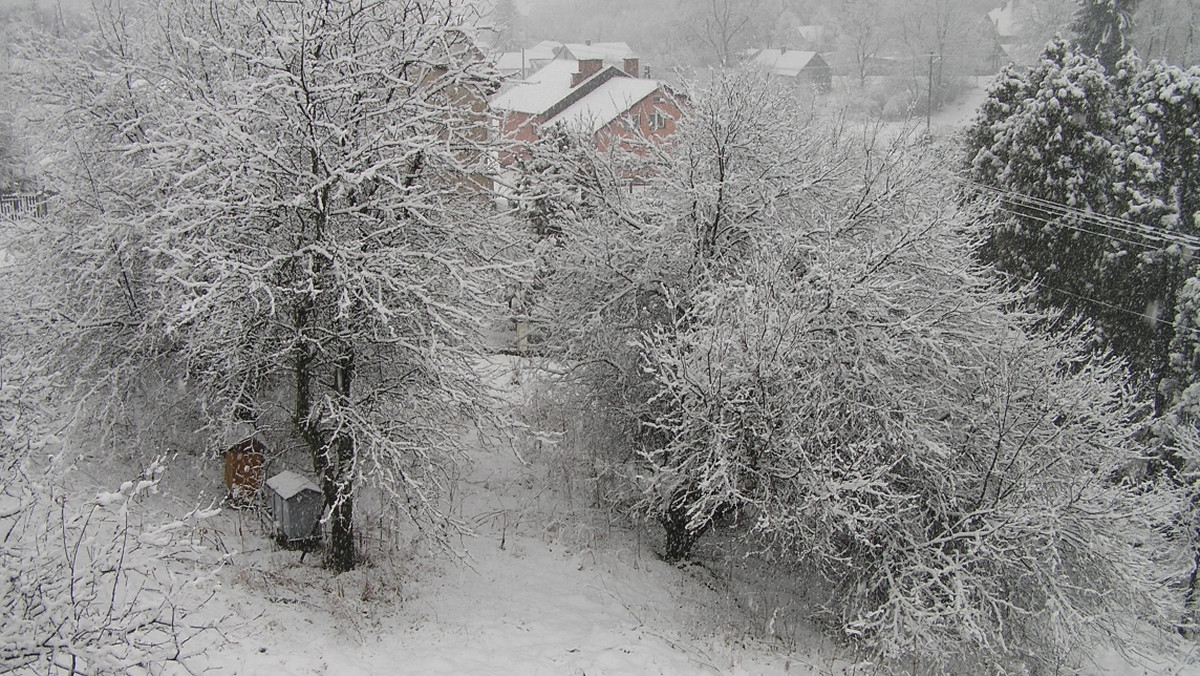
<box><xmin>570</xmin><ymin>58</ymin><xmax>603</xmax><ymax>87</ymax></box>
<box><xmin>623</xmin><ymin>57</ymin><xmax>640</xmax><ymax>78</ymax></box>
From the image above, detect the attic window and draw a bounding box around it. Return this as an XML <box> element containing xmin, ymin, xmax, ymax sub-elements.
<box><xmin>649</xmin><ymin>112</ymin><xmax>669</xmax><ymax>131</ymax></box>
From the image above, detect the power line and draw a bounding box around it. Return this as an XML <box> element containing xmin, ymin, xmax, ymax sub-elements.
<box><xmin>971</xmin><ymin>182</ymin><xmax>1200</xmax><ymax>250</ymax></box>
<box><xmin>958</xmin><ymin>179</ymin><xmax>1200</xmax><ymax>338</ymax></box>
<box><xmin>960</xmin><ymin>178</ymin><xmax>1200</xmax><ymax>251</ymax></box>
<box><xmin>1002</xmin><ymin>271</ymin><xmax>1200</xmax><ymax>340</ymax></box>
<box><xmin>990</xmin><ymin>204</ymin><xmax>1162</xmax><ymax>254</ymax></box>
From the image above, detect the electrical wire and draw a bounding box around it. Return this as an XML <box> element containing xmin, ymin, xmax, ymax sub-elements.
<box><xmin>959</xmin><ymin>179</ymin><xmax>1200</xmax><ymax>338</ymax></box>
<box><xmin>961</xmin><ymin>178</ymin><xmax>1200</xmax><ymax>251</ymax></box>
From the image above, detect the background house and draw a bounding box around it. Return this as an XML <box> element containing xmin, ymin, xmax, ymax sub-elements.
<box><xmin>740</xmin><ymin>48</ymin><xmax>833</xmax><ymax>93</ymax></box>
<box><xmin>552</xmin><ymin>42</ymin><xmax>639</xmax><ymax>65</ymax></box>
<box><xmin>493</xmin><ymin>40</ymin><xmax>560</xmax><ymax>79</ymax></box>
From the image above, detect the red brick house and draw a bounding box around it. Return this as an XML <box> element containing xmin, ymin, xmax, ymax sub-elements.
<box><xmin>491</xmin><ymin>53</ymin><xmax>682</xmax><ymax>166</ymax></box>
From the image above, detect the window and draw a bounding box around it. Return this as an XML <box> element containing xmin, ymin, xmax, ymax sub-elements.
<box><xmin>648</xmin><ymin>111</ymin><xmax>669</xmax><ymax>131</ymax></box>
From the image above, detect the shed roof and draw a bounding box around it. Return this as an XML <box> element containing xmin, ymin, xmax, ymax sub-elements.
<box><xmin>266</xmin><ymin>470</ymin><xmax>321</xmax><ymax>500</ymax></box>
<box><xmin>545</xmin><ymin>77</ymin><xmax>661</xmax><ymax>134</ymax></box>
<box><xmin>741</xmin><ymin>48</ymin><xmax>824</xmax><ymax>77</ymax></box>
<box><xmin>226</xmin><ymin>436</ymin><xmax>267</xmax><ymax>455</ymax></box>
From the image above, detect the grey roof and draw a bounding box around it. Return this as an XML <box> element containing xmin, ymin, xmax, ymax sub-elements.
<box><xmin>266</xmin><ymin>470</ymin><xmax>321</xmax><ymax>500</ymax></box>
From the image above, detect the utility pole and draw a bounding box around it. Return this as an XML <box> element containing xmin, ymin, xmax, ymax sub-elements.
<box><xmin>926</xmin><ymin>52</ymin><xmax>935</xmax><ymax>136</ymax></box>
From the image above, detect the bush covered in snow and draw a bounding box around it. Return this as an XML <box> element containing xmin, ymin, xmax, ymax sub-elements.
<box><xmin>1</xmin><ymin>448</ymin><xmax>226</xmax><ymax>674</ymax></box>
<box><xmin>523</xmin><ymin>67</ymin><xmax>1187</xmax><ymax>673</ymax></box>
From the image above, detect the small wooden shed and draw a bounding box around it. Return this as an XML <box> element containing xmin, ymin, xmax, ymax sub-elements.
<box><xmin>224</xmin><ymin>437</ymin><xmax>266</xmax><ymax>504</ymax></box>
<box><xmin>265</xmin><ymin>470</ymin><xmax>324</xmax><ymax>543</ymax></box>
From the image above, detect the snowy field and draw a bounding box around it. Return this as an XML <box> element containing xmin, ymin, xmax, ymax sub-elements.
<box><xmin>134</xmin><ymin>356</ymin><xmax>818</xmax><ymax>675</ymax></box>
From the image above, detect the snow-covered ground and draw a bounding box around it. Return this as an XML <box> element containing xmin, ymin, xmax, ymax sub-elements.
<box><xmin>136</xmin><ymin>356</ymin><xmax>835</xmax><ymax>675</ymax></box>
<box><xmin>78</xmin><ymin>355</ymin><xmax>1191</xmax><ymax>675</ymax></box>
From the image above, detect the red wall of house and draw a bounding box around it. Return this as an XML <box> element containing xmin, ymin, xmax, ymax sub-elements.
<box><xmin>594</xmin><ymin>89</ymin><xmax>683</xmax><ymax>154</ymax></box>
<box><xmin>497</xmin><ymin>86</ymin><xmax>684</xmax><ymax>166</ymax></box>
<box><xmin>500</xmin><ymin>111</ymin><xmax>538</xmax><ymax>166</ymax></box>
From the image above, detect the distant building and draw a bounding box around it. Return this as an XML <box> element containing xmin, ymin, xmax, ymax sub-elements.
<box><xmin>552</xmin><ymin>42</ymin><xmax>638</xmax><ymax>63</ymax></box>
<box><xmin>981</xmin><ymin>0</ymin><xmax>1044</xmax><ymax>69</ymax></box>
<box><xmin>493</xmin><ymin>40</ymin><xmax>560</xmax><ymax>79</ymax></box>
<box><xmin>740</xmin><ymin>48</ymin><xmax>833</xmax><ymax>93</ymax></box>
<box><xmin>492</xmin><ymin>40</ymin><xmax>638</xmax><ymax>81</ymax></box>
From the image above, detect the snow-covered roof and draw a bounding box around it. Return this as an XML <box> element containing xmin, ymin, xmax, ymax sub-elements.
<box><xmin>556</xmin><ymin>42</ymin><xmax>637</xmax><ymax>63</ymax></box>
<box><xmin>530</xmin><ymin>39</ymin><xmax>564</xmax><ymax>54</ymax></box>
<box><xmin>491</xmin><ymin>59</ymin><xmax>587</xmax><ymax>114</ymax></box>
<box><xmin>266</xmin><ymin>470</ymin><xmax>321</xmax><ymax>500</ymax></box>
<box><xmin>988</xmin><ymin>1</ymin><xmax>1022</xmax><ymax>39</ymax></box>
<box><xmin>494</xmin><ymin>52</ymin><xmax>528</xmax><ymax>73</ymax></box>
<box><xmin>741</xmin><ymin>49</ymin><xmax>823</xmax><ymax>78</ymax></box>
<box><xmin>493</xmin><ymin>41</ymin><xmax>561</xmax><ymax>74</ymax></box>
<box><xmin>545</xmin><ymin>77</ymin><xmax>661</xmax><ymax>134</ymax></box>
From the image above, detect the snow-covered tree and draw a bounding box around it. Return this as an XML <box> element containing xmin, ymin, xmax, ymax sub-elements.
<box><xmin>965</xmin><ymin>38</ymin><xmax>1172</xmax><ymax>376</ymax></box>
<box><xmin>633</xmin><ymin>138</ymin><xmax>1180</xmax><ymax>673</ymax></box>
<box><xmin>1122</xmin><ymin>59</ymin><xmax>1200</xmax><ymax>235</ymax></box>
<box><xmin>1070</xmin><ymin>0</ymin><xmax>1141</xmax><ymax>72</ymax></box>
<box><xmin>835</xmin><ymin>0</ymin><xmax>900</xmax><ymax>87</ymax></box>
<box><xmin>486</xmin><ymin>0</ymin><xmax>525</xmax><ymax>51</ymax></box>
<box><xmin>526</xmin><ymin>63</ymin><xmax>1184</xmax><ymax>669</ymax></box>
<box><xmin>1135</xmin><ymin>0</ymin><xmax>1200</xmax><ymax>65</ymax></box>
<box><xmin>528</xmin><ymin>68</ymin><xmax>849</xmax><ymax>558</ymax></box>
<box><xmin>684</xmin><ymin>0</ymin><xmax>758</xmax><ymax>66</ymax></box>
<box><xmin>8</xmin><ymin>0</ymin><xmax>515</xmax><ymax>572</ymax></box>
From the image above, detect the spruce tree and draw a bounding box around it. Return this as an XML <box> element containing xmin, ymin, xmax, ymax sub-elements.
<box><xmin>1070</xmin><ymin>0</ymin><xmax>1141</xmax><ymax>72</ymax></box>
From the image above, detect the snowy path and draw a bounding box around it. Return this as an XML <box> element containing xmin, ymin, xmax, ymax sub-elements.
<box><xmin>178</xmin><ymin>356</ymin><xmax>1200</xmax><ymax>675</ymax></box>
<box><xmin>197</xmin><ymin>358</ymin><xmax>809</xmax><ymax>675</ymax></box>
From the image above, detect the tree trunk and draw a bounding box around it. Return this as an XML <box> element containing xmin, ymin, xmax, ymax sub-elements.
<box><xmin>328</xmin><ymin>481</ymin><xmax>355</xmax><ymax>573</ymax></box>
<box><xmin>661</xmin><ymin>515</ymin><xmax>698</xmax><ymax>563</ymax></box>
<box><xmin>659</xmin><ymin>496</ymin><xmax>710</xmax><ymax>563</ymax></box>
<box><xmin>326</xmin><ymin>350</ymin><xmax>356</xmax><ymax>572</ymax></box>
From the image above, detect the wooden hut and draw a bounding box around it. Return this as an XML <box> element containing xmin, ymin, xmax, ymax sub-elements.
<box><xmin>224</xmin><ymin>437</ymin><xmax>266</xmax><ymax>504</ymax></box>
<box><xmin>265</xmin><ymin>470</ymin><xmax>324</xmax><ymax>543</ymax></box>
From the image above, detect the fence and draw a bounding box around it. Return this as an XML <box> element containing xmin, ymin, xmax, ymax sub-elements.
<box><xmin>0</xmin><ymin>193</ymin><xmax>48</xmax><ymax>219</ymax></box>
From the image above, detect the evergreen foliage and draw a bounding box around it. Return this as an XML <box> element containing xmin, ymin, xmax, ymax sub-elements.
<box><xmin>1070</xmin><ymin>0</ymin><xmax>1141</xmax><ymax>72</ymax></box>
<box><xmin>966</xmin><ymin>38</ymin><xmax>1198</xmax><ymax>386</ymax></box>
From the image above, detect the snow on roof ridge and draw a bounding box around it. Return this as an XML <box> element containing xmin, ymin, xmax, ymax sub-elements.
<box><xmin>544</xmin><ymin>76</ymin><xmax>661</xmax><ymax>134</ymax></box>
<box><xmin>557</xmin><ymin>42</ymin><xmax>638</xmax><ymax>62</ymax></box>
<box><xmin>742</xmin><ymin>48</ymin><xmax>819</xmax><ymax>77</ymax></box>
